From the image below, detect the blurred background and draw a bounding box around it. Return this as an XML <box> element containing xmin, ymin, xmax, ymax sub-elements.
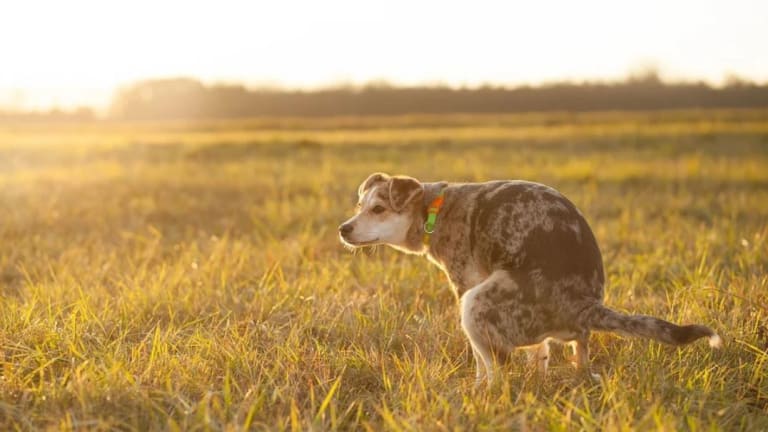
<box><xmin>1</xmin><ymin>0</ymin><xmax>767</xmax><ymax>119</ymax></box>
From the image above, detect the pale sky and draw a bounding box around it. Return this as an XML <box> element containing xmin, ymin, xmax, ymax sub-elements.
<box><xmin>1</xmin><ymin>0</ymin><xmax>767</xmax><ymax>110</ymax></box>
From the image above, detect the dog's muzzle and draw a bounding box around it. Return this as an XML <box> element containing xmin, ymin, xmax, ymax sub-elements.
<box><xmin>339</xmin><ymin>223</ymin><xmax>354</xmax><ymax>238</ymax></box>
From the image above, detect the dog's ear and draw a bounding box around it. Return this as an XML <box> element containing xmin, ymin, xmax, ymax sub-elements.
<box><xmin>389</xmin><ymin>176</ymin><xmax>423</xmax><ymax>212</ymax></box>
<box><xmin>358</xmin><ymin>172</ymin><xmax>390</xmax><ymax>197</ymax></box>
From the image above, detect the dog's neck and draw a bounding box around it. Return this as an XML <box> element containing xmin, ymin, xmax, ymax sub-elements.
<box><xmin>422</xmin><ymin>182</ymin><xmax>448</xmax><ymax>214</ymax></box>
<box><xmin>418</xmin><ymin>181</ymin><xmax>449</xmax><ymax>252</ymax></box>
<box><xmin>391</xmin><ymin>181</ymin><xmax>449</xmax><ymax>255</ymax></box>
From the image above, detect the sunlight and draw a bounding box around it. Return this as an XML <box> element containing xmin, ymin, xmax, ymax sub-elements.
<box><xmin>1</xmin><ymin>0</ymin><xmax>767</xmax><ymax>109</ymax></box>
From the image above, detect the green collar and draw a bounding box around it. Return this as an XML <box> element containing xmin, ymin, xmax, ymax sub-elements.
<box><xmin>422</xmin><ymin>188</ymin><xmax>446</xmax><ymax>246</ymax></box>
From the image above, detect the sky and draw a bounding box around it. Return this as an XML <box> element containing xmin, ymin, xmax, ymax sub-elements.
<box><xmin>1</xmin><ymin>0</ymin><xmax>767</xmax><ymax>110</ymax></box>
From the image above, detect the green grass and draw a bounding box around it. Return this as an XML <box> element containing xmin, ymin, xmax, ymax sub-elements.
<box><xmin>1</xmin><ymin>110</ymin><xmax>767</xmax><ymax>430</ymax></box>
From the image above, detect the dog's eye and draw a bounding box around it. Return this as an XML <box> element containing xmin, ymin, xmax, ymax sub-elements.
<box><xmin>372</xmin><ymin>205</ymin><xmax>386</xmax><ymax>214</ymax></box>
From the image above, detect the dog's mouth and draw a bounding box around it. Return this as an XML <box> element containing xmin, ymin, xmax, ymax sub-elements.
<box><xmin>339</xmin><ymin>235</ymin><xmax>380</xmax><ymax>248</ymax></box>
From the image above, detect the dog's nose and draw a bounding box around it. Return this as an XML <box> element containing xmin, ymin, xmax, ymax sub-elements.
<box><xmin>339</xmin><ymin>223</ymin><xmax>354</xmax><ymax>235</ymax></box>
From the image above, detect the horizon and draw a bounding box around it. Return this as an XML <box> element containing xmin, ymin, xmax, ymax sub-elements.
<box><xmin>5</xmin><ymin>71</ymin><xmax>767</xmax><ymax>114</ymax></box>
<box><xmin>2</xmin><ymin>0</ymin><xmax>767</xmax><ymax>110</ymax></box>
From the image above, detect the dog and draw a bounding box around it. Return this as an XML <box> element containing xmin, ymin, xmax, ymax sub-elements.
<box><xmin>339</xmin><ymin>173</ymin><xmax>722</xmax><ymax>385</ymax></box>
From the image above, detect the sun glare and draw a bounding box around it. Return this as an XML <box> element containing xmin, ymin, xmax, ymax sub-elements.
<box><xmin>1</xmin><ymin>0</ymin><xmax>767</xmax><ymax>109</ymax></box>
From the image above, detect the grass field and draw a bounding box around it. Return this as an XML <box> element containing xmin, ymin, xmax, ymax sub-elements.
<box><xmin>1</xmin><ymin>109</ymin><xmax>767</xmax><ymax>430</ymax></box>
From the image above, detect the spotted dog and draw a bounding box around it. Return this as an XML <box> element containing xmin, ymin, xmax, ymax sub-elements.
<box><xmin>339</xmin><ymin>173</ymin><xmax>722</xmax><ymax>385</ymax></box>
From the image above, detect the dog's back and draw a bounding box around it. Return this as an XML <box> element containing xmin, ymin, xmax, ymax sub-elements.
<box><xmin>427</xmin><ymin>180</ymin><xmax>603</xmax><ymax>299</ymax></box>
<box><xmin>431</xmin><ymin>180</ymin><xmax>720</xmax><ymax>347</ymax></box>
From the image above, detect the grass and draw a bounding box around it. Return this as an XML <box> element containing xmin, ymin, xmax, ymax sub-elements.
<box><xmin>0</xmin><ymin>109</ymin><xmax>767</xmax><ymax>430</ymax></box>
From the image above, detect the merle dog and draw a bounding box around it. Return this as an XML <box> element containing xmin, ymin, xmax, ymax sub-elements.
<box><xmin>339</xmin><ymin>173</ymin><xmax>721</xmax><ymax>385</ymax></box>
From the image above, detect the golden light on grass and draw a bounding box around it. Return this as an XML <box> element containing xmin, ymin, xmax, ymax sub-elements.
<box><xmin>1</xmin><ymin>110</ymin><xmax>767</xmax><ymax>429</ymax></box>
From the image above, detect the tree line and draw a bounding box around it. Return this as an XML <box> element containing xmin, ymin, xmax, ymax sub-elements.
<box><xmin>3</xmin><ymin>74</ymin><xmax>768</xmax><ymax>122</ymax></box>
<box><xmin>109</xmin><ymin>75</ymin><xmax>768</xmax><ymax>120</ymax></box>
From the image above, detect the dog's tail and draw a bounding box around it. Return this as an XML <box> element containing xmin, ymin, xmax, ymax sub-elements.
<box><xmin>582</xmin><ymin>303</ymin><xmax>722</xmax><ymax>348</ymax></box>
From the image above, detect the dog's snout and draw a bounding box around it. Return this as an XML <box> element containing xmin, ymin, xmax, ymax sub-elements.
<box><xmin>339</xmin><ymin>223</ymin><xmax>354</xmax><ymax>236</ymax></box>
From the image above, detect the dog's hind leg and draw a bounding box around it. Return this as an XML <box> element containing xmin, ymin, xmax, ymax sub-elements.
<box><xmin>469</xmin><ymin>343</ymin><xmax>490</xmax><ymax>387</ymax></box>
<box><xmin>462</xmin><ymin>285</ymin><xmax>495</xmax><ymax>386</ymax></box>
<box><xmin>526</xmin><ymin>341</ymin><xmax>550</xmax><ymax>377</ymax></box>
<box><xmin>570</xmin><ymin>332</ymin><xmax>601</xmax><ymax>382</ymax></box>
<box><xmin>460</xmin><ymin>271</ymin><xmax>517</xmax><ymax>387</ymax></box>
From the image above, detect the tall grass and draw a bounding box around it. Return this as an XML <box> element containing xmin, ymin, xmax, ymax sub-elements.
<box><xmin>1</xmin><ymin>110</ymin><xmax>767</xmax><ymax>430</ymax></box>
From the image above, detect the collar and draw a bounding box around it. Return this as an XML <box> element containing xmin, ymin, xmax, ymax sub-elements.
<box><xmin>423</xmin><ymin>186</ymin><xmax>446</xmax><ymax>246</ymax></box>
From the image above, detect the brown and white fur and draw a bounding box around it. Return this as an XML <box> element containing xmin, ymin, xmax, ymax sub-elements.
<box><xmin>339</xmin><ymin>173</ymin><xmax>722</xmax><ymax>386</ymax></box>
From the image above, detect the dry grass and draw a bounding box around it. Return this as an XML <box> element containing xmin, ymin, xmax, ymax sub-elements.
<box><xmin>1</xmin><ymin>110</ymin><xmax>767</xmax><ymax>430</ymax></box>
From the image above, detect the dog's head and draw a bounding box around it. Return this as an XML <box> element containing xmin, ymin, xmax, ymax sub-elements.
<box><xmin>338</xmin><ymin>172</ymin><xmax>424</xmax><ymax>251</ymax></box>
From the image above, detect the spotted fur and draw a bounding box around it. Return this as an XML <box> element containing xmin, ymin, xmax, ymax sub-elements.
<box><xmin>339</xmin><ymin>173</ymin><xmax>722</xmax><ymax>386</ymax></box>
